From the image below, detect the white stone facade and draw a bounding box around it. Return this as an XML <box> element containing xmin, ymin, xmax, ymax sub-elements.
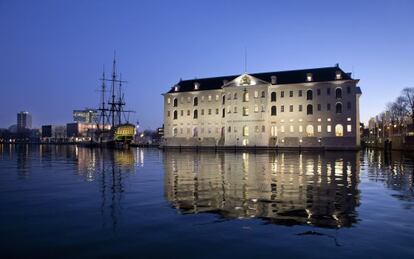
<box><xmin>163</xmin><ymin>67</ymin><xmax>362</xmax><ymax>149</ymax></box>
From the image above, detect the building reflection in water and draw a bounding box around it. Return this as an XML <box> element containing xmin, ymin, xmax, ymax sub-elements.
<box><xmin>366</xmin><ymin>149</ymin><xmax>414</xmax><ymax>206</ymax></box>
<box><xmin>164</xmin><ymin>150</ymin><xmax>361</xmax><ymax>228</ymax></box>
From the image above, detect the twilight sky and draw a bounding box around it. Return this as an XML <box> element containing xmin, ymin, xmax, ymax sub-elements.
<box><xmin>0</xmin><ymin>0</ymin><xmax>413</xmax><ymax>129</ymax></box>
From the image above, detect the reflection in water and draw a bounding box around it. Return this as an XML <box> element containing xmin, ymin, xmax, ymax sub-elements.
<box><xmin>366</xmin><ymin>150</ymin><xmax>414</xmax><ymax>207</ymax></box>
<box><xmin>164</xmin><ymin>151</ymin><xmax>361</xmax><ymax>228</ymax></box>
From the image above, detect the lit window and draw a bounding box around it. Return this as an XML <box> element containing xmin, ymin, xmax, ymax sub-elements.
<box><xmin>215</xmin><ymin>95</ymin><xmax>219</xmax><ymax>101</ymax></box>
<box><xmin>208</xmin><ymin>95</ymin><xmax>212</xmax><ymax>101</ymax></box>
<box><xmin>254</xmin><ymin>91</ymin><xmax>258</xmax><ymax>98</ymax></box>
<box><xmin>174</xmin><ymin>86</ymin><xmax>179</xmax><ymax>91</ymax></box>
<box><xmin>306</xmin><ymin>125</ymin><xmax>314</xmax><ymax>136</ymax></box>
<box><xmin>317</xmin><ymin>125</ymin><xmax>321</xmax><ymax>132</ymax></box>
<box><xmin>327</xmin><ymin>125</ymin><xmax>332</xmax><ymax>132</ymax></box>
<box><xmin>255</xmin><ymin>126</ymin><xmax>259</xmax><ymax>133</ymax></box>
<box><xmin>194</xmin><ymin>83</ymin><xmax>199</xmax><ymax>90</ymax></box>
<box><xmin>271</xmin><ymin>126</ymin><xmax>277</xmax><ymax>136</ymax></box>
<box><xmin>347</xmin><ymin>117</ymin><xmax>351</xmax><ymax>121</ymax></box>
<box><xmin>336</xmin><ymin>71</ymin><xmax>342</xmax><ymax>80</ymax></box>
<box><xmin>243</xmin><ymin>126</ymin><xmax>249</xmax><ymax>136</ymax></box>
<box><xmin>254</xmin><ymin>105</ymin><xmax>259</xmax><ymax>112</ymax></box>
<box><xmin>317</xmin><ymin>118</ymin><xmax>321</xmax><ymax>122</ymax></box>
<box><xmin>347</xmin><ymin>125</ymin><xmax>352</xmax><ymax>132</ymax></box>
<box><xmin>290</xmin><ymin>125</ymin><xmax>294</xmax><ymax>132</ymax></box>
<box><xmin>243</xmin><ymin>91</ymin><xmax>249</xmax><ymax>102</ymax></box>
<box><xmin>167</xmin><ymin>98</ymin><xmax>171</xmax><ymax>104</ymax></box>
<box><xmin>307</xmin><ymin>73</ymin><xmax>313</xmax><ymax>81</ymax></box>
<box><xmin>335</xmin><ymin>124</ymin><xmax>343</xmax><ymax>137</ymax></box>
<box><xmin>281</xmin><ymin>126</ymin><xmax>285</xmax><ymax>132</ymax></box>
<box><xmin>227</xmin><ymin>106</ymin><xmax>231</xmax><ymax>113</ymax></box>
<box><xmin>327</xmin><ymin>118</ymin><xmax>331</xmax><ymax>122</ymax></box>
<box><xmin>243</xmin><ymin>107</ymin><xmax>249</xmax><ymax>116</ymax></box>
<box><xmin>299</xmin><ymin>125</ymin><xmax>303</xmax><ymax>132</ymax></box>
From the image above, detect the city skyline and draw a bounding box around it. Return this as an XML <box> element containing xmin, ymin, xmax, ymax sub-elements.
<box><xmin>1</xmin><ymin>0</ymin><xmax>414</xmax><ymax>129</ymax></box>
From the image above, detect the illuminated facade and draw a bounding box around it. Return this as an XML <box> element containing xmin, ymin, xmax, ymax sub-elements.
<box><xmin>73</xmin><ymin>108</ymin><xmax>98</xmax><ymax>124</ymax></box>
<box><xmin>163</xmin><ymin>66</ymin><xmax>362</xmax><ymax>149</ymax></box>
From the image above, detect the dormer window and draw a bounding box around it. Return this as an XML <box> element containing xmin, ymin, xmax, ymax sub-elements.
<box><xmin>336</xmin><ymin>71</ymin><xmax>342</xmax><ymax>80</ymax></box>
<box><xmin>174</xmin><ymin>85</ymin><xmax>179</xmax><ymax>92</ymax></box>
<box><xmin>306</xmin><ymin>73</ymin><xmax>313</xmax><ymax>82</ymax></box>
<box><xmin>194</xmin><ymin>82</ymin><xmax>200</xmax><ymax>90</ymax></box>
<box><xmin>271</xmin><ymin>75</ymin><xmax>277</xmax><ymax>85</ymax></box>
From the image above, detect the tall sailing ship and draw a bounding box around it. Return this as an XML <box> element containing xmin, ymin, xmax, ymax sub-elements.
<box><xmin>91</xmin><ymin>56</ymin><xmax>136</xmax><ymax>148</ymax></box>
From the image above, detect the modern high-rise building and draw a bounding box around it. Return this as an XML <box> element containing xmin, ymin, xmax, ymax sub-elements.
<box><xmin>17</xmin><ymin>111</ymin><xmax>32</xmax><ymax>130</ymax></box>
<box><xmin>73</xmin><ymin>108</ymin><xmax>98</xmax><ymax>123</ymax></box>
<box><xmin>162</xmin><ymin>65</ymin><xmax>362</xmax><ymax>149</ymax></box>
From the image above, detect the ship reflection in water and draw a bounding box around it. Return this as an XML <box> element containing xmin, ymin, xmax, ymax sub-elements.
<box><xmin>164</xmin><ymin>151</ymin><xmax>360</xmax><ymax>228</ymax></box>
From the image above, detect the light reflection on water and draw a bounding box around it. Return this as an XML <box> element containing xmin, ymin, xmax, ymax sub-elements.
<box><xmin>1</xmin><ymin>144</ymin><xmax>414</xmax><ymax>257</ymax></box>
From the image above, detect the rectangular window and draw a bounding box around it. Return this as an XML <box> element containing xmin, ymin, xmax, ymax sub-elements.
<box><xmin>289</xmin><ymin>105</ymin><xmax>293</xmax><ymax>112</ymax></box>
<box><xmin>327</xmin><ymin>103</ymin><xmax>331</xmax><ymax>111</ymax></box>
<box><xmin>216</xmin><ymin>108</ymin><xmax>219</xmax><ymax>115</ymax></box>
<box><xmin>243</xmin><ymin>107</ymin><xmax>249</xmax><ymax>116</ymax></box>
<box><xmin>187</xmin><ymin>110</ymin><xmax>190</xmax><ymax>116</ymax></box>
<box><xmin>317</xmin><ymin>104</ymin><xmax>321</xmax><ymax>111</ymax></box>
<box><xmin>347</xmin><ymin>125</ymin><xmax>352</xmax><ymax>132</ymax></box>
<box><xmin>299</xmin><ymin>105</ymin><xmax>303</xmax><ymax>112</ymax></box>
<box><xmin>317</xmin><ymin>89</ymin><xmax>321</xmax><ymax>96</ymax></box>
<box><xmin>299</xmin><ymin>125</ymin><xmax>303</xmax><ymax>132</ymax></box>
<box><xmin>327</xmin><ymin>88</ymin><xmax>331</xmax><ymax>95</ymax></box>
<box><xmin>167</xmin><ymin>111</ymin><xmax>170</xmax><ymax>117</ymax></box>
<box><xmin>201</xmin><ymin>109</ymin><xmax>204</xmax><ymax>115</ymax></box>
<box><xmin>215</xmin><ymin>95</ymin><xmax>219</xmax><ymax>101</ymax></box>
<box><xmin>281</xmin><ymin>125</ymin><xmax>285</xmax><ymax>132</ymax></box>
<box><xmin>281</xmin><ymin>91</ymin><xmax>284</xmax><ymax>98</ymax></box>
<box><xmin>289</xmin><ymin>91</ymin><xmax>293</xmax><ymax>97</ymax></box>
<box><xmin>281</xmin><ymin>105</ymin><xmax>285</xmax><ymax>112</ymax></box>
<box><xmin>234</xmin><ymin>107</ymin><xmax>237</xmax><ymax>113</ymax></box>
<box><xmin>208</xmin><ymin>95</ymin><xmax>212</xmax><ymax>101</ymax></box>
<box><xmin>327</xmin><ymin>125</ymin><xmax>332</xmax><ymax>132</ymax></box>
<box><xmin>290</xmin><ymin>125</ymin><xmax>294</xmax><ymax>132</ymax></box>
<box><xmin>262</xmin><ymin>125</ymin><xmax>265</xmax><ymax>132</ymax></box>
<box><xmin>254</xmin><ymin>90</ymin><xmax>258</xmax><ymax>98</ymax></box>
<box><xmin>298</xmin><ymin>90</ymin><xmax>302</xmax><ymax>97</ymax></box>
<box><xmin>254</xmin><ymin>105</ymin><xmax>259</xmax><ymax>112</ymax></box>
<box><xmin>208</xmin><ymin>109</ymin><xmax>211</xmax><ymax>115</ymax></box>
<box><xmin>181</xmin><ymin>110</ymin><xmax>184</xmax><ymax>116</ymax></box>
<box><xmin>317</xmin><ymin>125</ymin><xmax>322</xmax><ymax>132</ymax></box>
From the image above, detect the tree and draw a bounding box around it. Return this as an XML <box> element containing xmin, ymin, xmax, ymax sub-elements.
<box><xmin>401</xmin><ymin>87</ymin><xmax>414</xmax><ymax>124</ymax></box>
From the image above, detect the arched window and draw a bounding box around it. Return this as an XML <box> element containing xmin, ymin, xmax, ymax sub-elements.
<box><xmin>306</xmin><ymin>125</ymin><xmax>314</xmax><ymax>137</ymax></box>
<box><xmin>271</xmin><ymin>106</ymin><xmax>277</xmax><ymax>116</ymax></box>
<box><xmin>222</xmin><ymin>108</ymin><xmax>225</xmax><ymax>118</ymax></box>
<box><xmin>233</xmin><ymin>93</ymin><xmax>238</xmax><ymax>99</ymax></box>
<box><xmin>173</xmin><ymin>110</ymin><xmax>178</xmax><ymax>120</ymax></box>
<box><xmin>243</xmin><ymin>91</ymin><xmax>249</xmax><ymax>102</ymax></box>
<box><xmin>193</xmin><ymin>109</ymin><xmax>198</xmax><ymax>119</ymax></box>
<box><xmin>222</xmin><ymin>95</ymin><xmax>225</xmax><ymax>105</ymax></box>
<box><xmin>243</xmin><ymin>126</ymin><xmax>249</xmax><ymax>136</ymax></box>
<box><xmin>307</xmin><ymin>90</ymin><xmax>313</xmax><ymax>100</ymax></box>
<box><xmin>307</xmin><ymin>104</ymin><xmax>313</xmax><ymax>115</ymax></box>
<box><xmin>336</xmin><ymin>88</ymin><xmax>342</xmax><ymax>99</ymax></box>
<box><xmin>193</xmin><ymin>97</ymin><xmax>198</xmax><ymax>106</ymax></box>
<box><xmin>271</xmin><ymin>92</ymin><xmax>276</xmax><ymax>102</ymax></box>
<box><xmin>336</xmin><ymin>103</ymin><xmax>342</xmax><ymax>114</ymax></box>
<box><xmin>335</xmin><ymin>124</ymin><xmax>343</xmax><ymax>137</ymax></box>
<box><xmin>261</xmin><ymin>91</ymin><xmax>265</xmax><ymax>98</ymax></box>
<box><xmin>173</xmin><ymin>128</ymin><xmax>178</xmax><ymax>137</ymax></box>
<box><xmin>173</xmin><ymin>98</ymin><xmax>178</xmax><ymax>107</ymax></box>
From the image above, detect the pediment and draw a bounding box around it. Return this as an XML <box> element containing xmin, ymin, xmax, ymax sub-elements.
<box><xmin>223</xmin><ymin>73</ymin><xmax>269</xmax><ymax>88</ymax></box>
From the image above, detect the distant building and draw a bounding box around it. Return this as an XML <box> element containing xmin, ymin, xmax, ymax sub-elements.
<box><xmin>41</xmin><ymin>125</ymin><xmax>52</xmax><ymax>138</ymax></box>
<box><xmin>17</xmin><ymin>111</ymin><xmax>32</xmax><ymax>130</ymax></box>
<box><xmin>73</xmin><ymin>108</ymin><xmax>98</xmax><ymax>123</ymax></box>
<box><xmin>163</xmin><ymin>66</ymin><xmax>362</xmax><ymax>149</ymax></box>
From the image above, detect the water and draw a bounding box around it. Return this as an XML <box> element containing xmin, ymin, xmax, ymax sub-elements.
<box><xmin>1</xmin><ymin>145</ymin><xmax>414</xmax><ymax>258</ymax></box>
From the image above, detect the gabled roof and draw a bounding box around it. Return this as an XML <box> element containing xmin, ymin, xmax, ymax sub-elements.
<box><xmin>167</xmin><ymin>66</ymin><xmax>353</xmax><ymax>93</ymax></box>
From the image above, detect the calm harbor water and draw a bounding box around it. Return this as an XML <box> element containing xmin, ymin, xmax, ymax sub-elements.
<box><xmin>1</xmin><ymin>145</ymin><xmax>414</xmax><ymax>258</ymax></box>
